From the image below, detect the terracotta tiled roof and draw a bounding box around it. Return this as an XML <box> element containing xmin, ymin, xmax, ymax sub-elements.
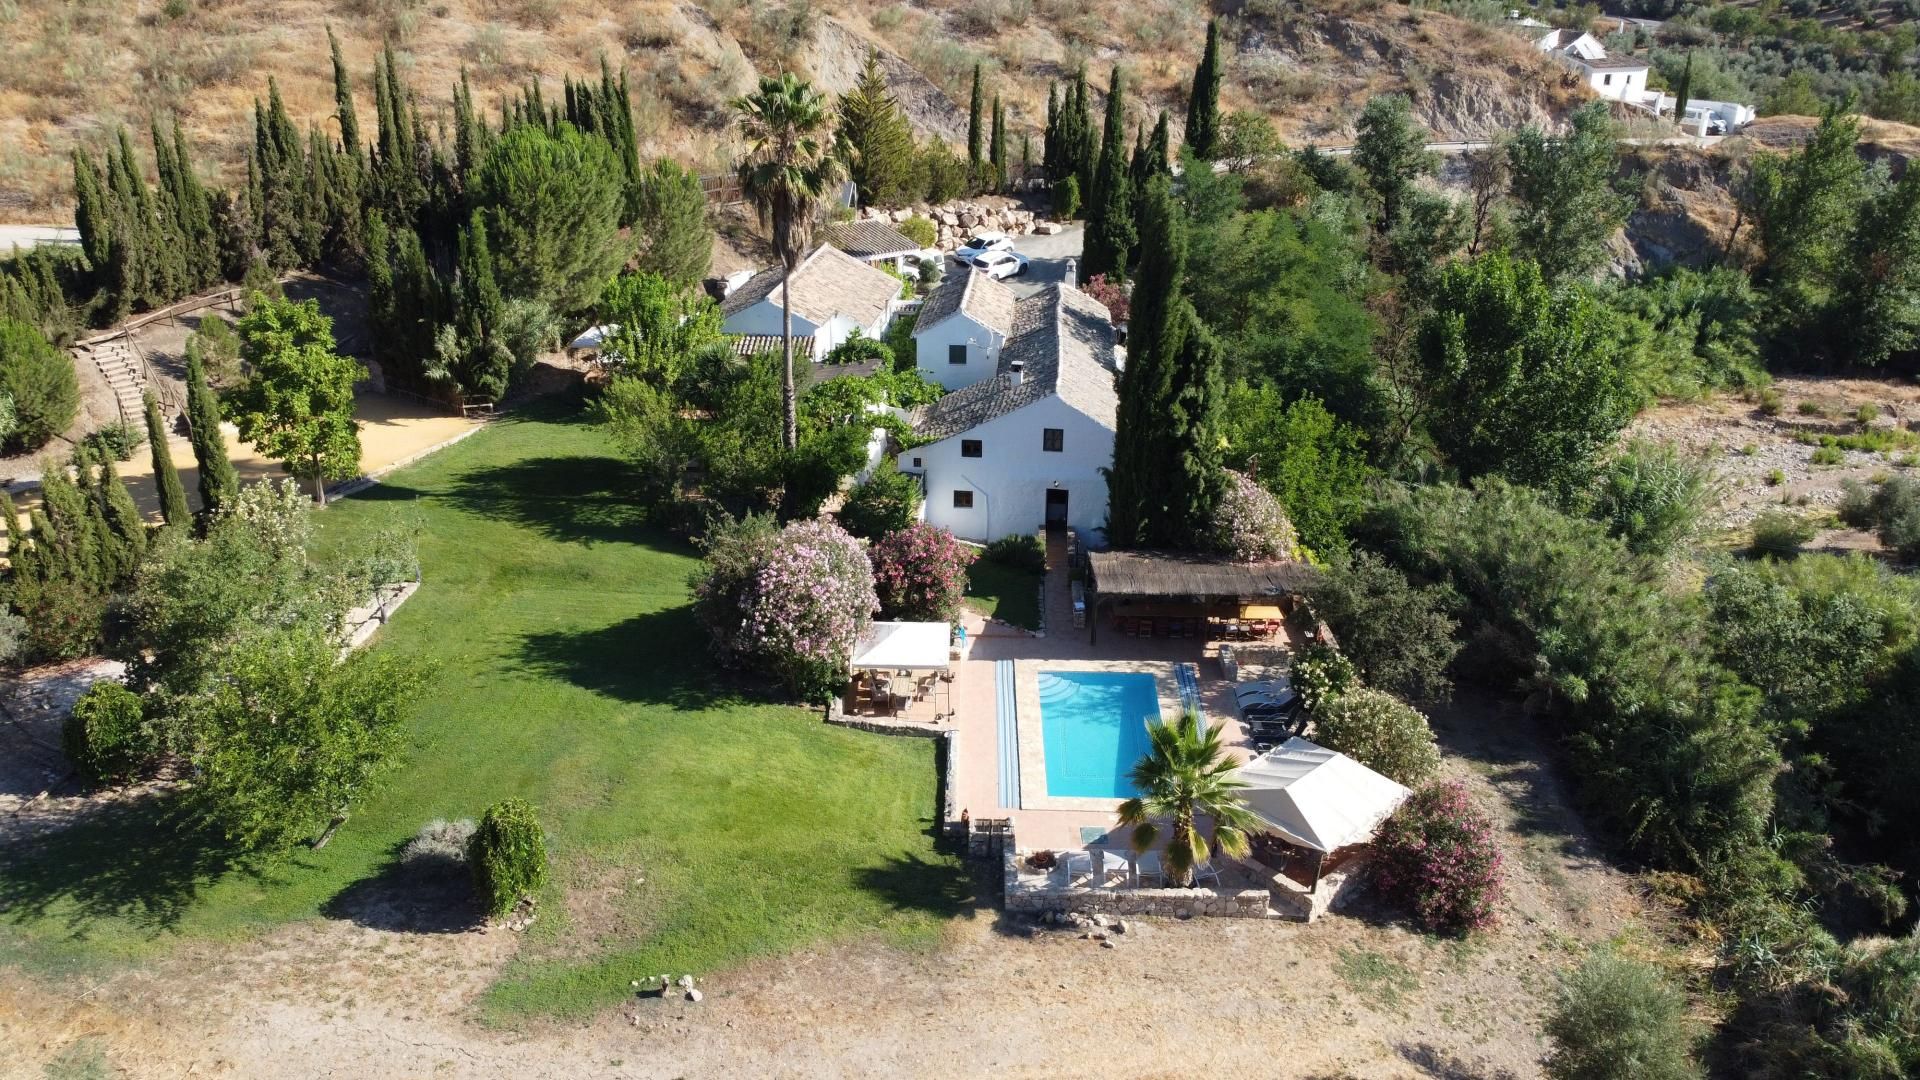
<box><xmin>720</xmin><ymin>245</ymin><xmax>902</xmax><ymax>329</ymax></box>
<box><xmin>912</xmin><ymin>284</ymin><xmax>1116</xmax><ymax>441</ymax></box>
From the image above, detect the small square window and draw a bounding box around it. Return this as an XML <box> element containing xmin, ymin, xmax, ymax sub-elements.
<box><xmin>1042</xmin><ymin>428</ymin><xmax>1064</xmax><ymax>452</ymax></box>
<box><xmin>911</xmin><ymin>456</ymin><xmax>923</xmax><ymax>467</ymax></box>
<box><xmin>953</xmin><ymin>490</ymin><xmax>974</xmax><ymax>509</ymax></box>
<box><xmin>1603</xmin><ymin>73</ymin><xmax>1612</xmax><ymax>85</ymax></box>
<box><xmin>961</xmin><ymin>439</ymin><xmax>983</xmax><ymax>458</ymax></box>
<box><xmin>948</xmin><ymin>344</ymin><xmax>968</xmax><ymax>365</ymax></box>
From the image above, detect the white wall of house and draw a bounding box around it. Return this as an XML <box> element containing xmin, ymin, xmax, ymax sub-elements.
<box><xmin>1584</xmin><ymin>65</ymin><xmax>1649</xmax><ymax>99</ymax></box>
<box><xmin>897</xmin><ymin>394</ymin><xmax>1113</xmax><ymax>542</ymax></box>
<box><xmin>723</xmin><ymin>304</ymin><xmax>887</xmax><ymax>360</ymax></box>
<box><xmin>914</xmin><ymin>312</ymin><xmax>1006</xmax><ymax>391</ymax></box>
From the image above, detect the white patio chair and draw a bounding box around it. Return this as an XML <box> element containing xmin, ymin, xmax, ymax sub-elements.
<box><xmin>1132</xmin><ymin>850</ymin><xmax>1165</xmax><ymax>887</ymax></box>
<box><xmin>1192</xmin><ymin>860</ymin><xmax>1223</xmax><ymax>887</ymax></box>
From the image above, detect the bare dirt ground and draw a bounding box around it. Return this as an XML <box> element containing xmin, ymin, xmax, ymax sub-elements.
<box><xmin>0</xmin><ymin>690</ymin><xmax>1654</xmax><ymax>1079</ymax></box>
<box><xmin>1629</xmin><ymin>374</ymin><xmax>1920</xmax><ymax>549</ymax></box>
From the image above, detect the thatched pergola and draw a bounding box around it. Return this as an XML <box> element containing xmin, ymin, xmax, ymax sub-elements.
<box><xmin>1085</xmin><ymin>550</ymin><xmax>1321</xmax><ymax>644</ymax></box>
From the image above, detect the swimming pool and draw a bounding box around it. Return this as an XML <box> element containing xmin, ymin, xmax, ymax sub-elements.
<box><xmin>1037</xmin><ymin>670</ymin><xmax>1162</xmax><ymax>799</ymax></box>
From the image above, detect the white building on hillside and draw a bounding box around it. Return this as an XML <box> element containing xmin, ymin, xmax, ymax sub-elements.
<box><xmin>1535</xmin><ymin>26</ymin><xmax>1652</xmax><ymax>102</ymax></box>
<box><xmin>1533</xmin><ymin>27</ymin><xmax>1606</xmax><ymax>60</ymax></box>
<box><xmin>719</xmin><ymin>245</ymin><xmax>905</xmax><ymax>361</ymax></box>
<box><xmin>911</xmin><ymin>269</ymin><xmax>1020</xmax><ymax>391</ymax></box>
<box><xmin>897</xmin><ymin>283</ymin><xmax>1117</xmax><ymax>542</ymax></box>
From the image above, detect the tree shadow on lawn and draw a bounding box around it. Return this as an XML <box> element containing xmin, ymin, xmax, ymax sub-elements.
<box><xmin>439</xmin><ymin>454</ymin><xmax>668</xmax><ymax>549</ymax></box>
<box><xmin>321</xmin><ymin>840</ymin><xmax>483</xmax><ymax>935</ymax></box>
<box><xmin>0</xmin><ymin>792</ymin><xmax>254</xmax><ymax>940</ymax></box>
<box><xmin>852</xmin><ymin>851</ymin><xmax>980</xmax><ymax>921</ymax></box>
<box><xmin>514</xmin><ymin>607</ymin><xmax>736</xmax><ymax>712</ymax></box>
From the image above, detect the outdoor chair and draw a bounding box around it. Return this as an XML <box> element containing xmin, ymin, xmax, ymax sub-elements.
<box><xmin>1192</xmin><ymin>860</ymin><xmax>1223</xmax><ymax>887</ymax></box>
<box><xmin>1132</xmin><ymin>850</ymin><xmax>1165</xmax><ymax>887</ymax></box>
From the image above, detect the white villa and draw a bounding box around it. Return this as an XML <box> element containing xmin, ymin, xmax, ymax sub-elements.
<box><xmin>911</xmin><ymin>268</ymin><xmax>1020</xmax><ymax>391</ymax></box>
<box><xmin>898</xmin><ymin>282</ymin><xmax>1117</xmax><ymax>542</ymax></box>
<box><xmin>720</xmin><ymin>244</ymin><xmax>905</xmax><ymax>361</ymax></box>
<box><xmin>1535</xmin><ymin>28</ymin><xmax>1650</xmax><ymax>101</ymax></box>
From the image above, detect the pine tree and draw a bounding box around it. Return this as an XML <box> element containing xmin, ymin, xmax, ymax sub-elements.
<box><xmin>967</xmin><ymin>63</ymin><xmax>986</xmax><ymax>191</ymax></box>
<box><xmin>1185</xmin><ymin>20</ymin><xmax>1222</xmax><ymax>160</ymax></box>
<box><xmin>1106</xmin><ymin>175</ymin><xmax>1223</xmax><ymax>549</ymax></box>
<box><xmin>837</xmin><ymin>51</ymin><xmax>917</xmax><ymax>207</ymax></box>
<box><xmin>1082</xmin><ymin>68</ymin><xmax>1136</xmax><ymax>281</ymax></box>
<box><xmin>632</xmin><ymin>158</ymin><xmax>714</xmax><ymax>288</ymax></box>
<box><xmin>144</xmin><ymin>393</ymin><xmax>192</xmax><ymax>529</ymax></box>
<box><xmin>989</xmin><ymin>95</ymin><xmax>1007</xmax><ymax>194</ymax></box>
<box><xmin>186</xmin><ymin>341</ymin><xmax>239</xmax><ymax>517</ymax></box>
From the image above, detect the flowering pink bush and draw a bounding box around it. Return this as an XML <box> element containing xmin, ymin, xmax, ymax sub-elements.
<box><xmin>1371</xmin><ymin>780</ymin><xmax>1506</xmax><ymax>936</ymax></box>
<box><xmin>694</xmin><ymin>517</ymin><xmax>878</xmax><ymax>702</ymax></box>
<box><xmin>1211</xmin><ymin>471</ymin><xmax>1298</xmax><ymax>562</ymax></box>
<box><xmin>869</xmin><ymin>524</ymin><xmax>975</xmax><ymax>622</ymax></box>
<box><xmin>1081</xmin><ymin>274</ymin><xmax>1130</xmax><ymax>324</ymax></box>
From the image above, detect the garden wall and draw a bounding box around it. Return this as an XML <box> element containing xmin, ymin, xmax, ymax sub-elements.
<box><xmin>1002</xmin><ymin>850</ymin><xmax>1279</xmax><ymax>920</ymax></box>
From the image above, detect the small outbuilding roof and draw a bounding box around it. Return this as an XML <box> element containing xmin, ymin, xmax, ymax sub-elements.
<box><xmin>720</xmin><ymin>244</ymin><xmax>903</xmax><ymax>330</ymax></box>
<box><xmin>828</xmin><ymin>219</ymin><xmax>923</xmax><ymax>261</ymax></box>
<box><xmin>1236</xmin><ymin>738</ymin><xmax>1412</xmax><ymax>853</ymax></box>
<box><xmin>913</xmin><ymin>267</ymin><xmax>1019</xmax><ymax>339</ymax></box>
<box><xmin>1088</xmin><ymin>550</ymin><xmax>1321</xmax><ymax>600</ymax></box>
<box><xmin>1576</xmin><ymin>54</ymin><xmax>1650</xmax><ymax>70</ymax></box>
<box><xmin>850</xmin><ymin>621</ymin><xmax>952</xmax><ymax>671</ymax></box>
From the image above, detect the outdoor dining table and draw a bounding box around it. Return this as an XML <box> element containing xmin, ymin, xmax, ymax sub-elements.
<box><xmin>1058</xmin><ymin>848</ymin><xmax>1132</xmax><ymax>886</ymax></box>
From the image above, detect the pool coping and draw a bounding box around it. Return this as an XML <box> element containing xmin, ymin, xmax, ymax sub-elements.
<box><xmin>1014</xmin><ymin>659</ymin><xmax>1184</xmax><ymax>812</ymax></box>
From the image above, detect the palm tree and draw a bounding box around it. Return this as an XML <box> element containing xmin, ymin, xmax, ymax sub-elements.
<box><xmin>1117</xmin><ymin>709</ymin><xmax>1261</xmax><ymax>887</ymax></box>
<box><xmin>732</xmin><ymin>72</ymin><xmax>844</xmax><ymax>451</ymax></box>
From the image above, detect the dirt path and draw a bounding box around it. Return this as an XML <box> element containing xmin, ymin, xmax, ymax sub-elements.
<box><xmin>1</xmin><ymin>690</ymin><xmax>1651</xmax><ymax>1079</ymax></box>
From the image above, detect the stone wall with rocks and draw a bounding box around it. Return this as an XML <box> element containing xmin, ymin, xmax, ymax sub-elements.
<box><xmin>858</xmin><ymin>202</ymin><xmax>1065</xmax><ymax>251</ymax></box>
<box><xmin>1003</xmin><ymin>850</ymin><xmax>1282</xmax><ymax>921</ymax></box>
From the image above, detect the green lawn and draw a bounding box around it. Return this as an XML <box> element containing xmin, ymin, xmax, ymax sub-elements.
<box><xmin>0</xmin><ymin>402</ymin><xmax>969</xmax><ymax>1018</ymax></box>
<box><xmin>964</xmin><ymin>559</ymin><xmax>1043</xmax><ymax>631</ymax></box>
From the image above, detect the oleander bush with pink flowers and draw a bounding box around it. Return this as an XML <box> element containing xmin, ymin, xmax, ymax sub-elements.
<box><xmin>692</xmin><ymin>515</ymin><xmax>878</xmax><ymax>702</ymax></box>
<box><xmin>869</xmin><ymin>523</ymin><xmax>976</xmax><ymax>622</ymax></box>
<box><xmin>1211</xmin><ymin>470</ymin><xmax>1298</xmax><ymax>562</ymax></box>
<box><xmin>1371</xmin><ymin>779</ymin><xmax>1507</xmax><ymax>936</ymax></box>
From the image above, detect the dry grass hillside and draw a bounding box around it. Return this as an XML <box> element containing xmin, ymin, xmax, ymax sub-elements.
<box><xmin>0</xmin><ymin>0</ymin><xmax>1586</xmax><ymax>222</ymax></box>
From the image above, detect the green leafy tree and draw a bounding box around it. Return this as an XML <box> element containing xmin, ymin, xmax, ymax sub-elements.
<box><xmin>185</xmin><ymin>341</ymin><xmax>239</xmax><ymax>517</ymax></box>
<box><xmin>1219</xmin><ymin>388</ymin><xmax>1373</xmax><ymax>555</ymax></box>
<box><xmin>1117</xmin><ymin>710</ymin><xmax>1259</xmax><ymax>886</ymax></box>
<box><xmin>229</xmin><ymin>293</ymin><xmax>362</xmax><ymax>505</ymax></box>
<box><xmin>839</xmin><ymin>466</ymin><xmax>922</xmax><ymax>539</ymax></box>
<box><xmin>0</xmin><ymin>316</ymin><xmax>78</xmax><ymax>453</ymax></box>
<box><xmin>631</xmin><ymin>158</ymin><xmax>714</xmax><ymax>289</ymax></box>
<box><xmin>1414</xmin><ymin>252</ymin><xmax>1633</xmax><ymax>493</ymax></box>
<box><xmin>1544</xmin><ymin>951</ymin><xmax>1702</xmax><ymax>1080</ymax></box>
<box><xmin>1352</xmin><ymin>94</ymin><xmax>1436</xmax><ymax>236</ymax></box>
<box><xmin>1218</xmin><ymin>110</ymin><xmax>1282</xmax><ymax>172</ymax></box>
<box><xmin>733</xmin><ymin>72</ymin><xmax>846</xmax><ymax>451</ymax></box>
<box><xmin>1082</xmin><ymin>67</ymin><xmax>1137</xmax><ymax>281</ymax></box>
<box><xmin>1184</xmin><ymin>20</ymin><xmax>1222</xmax><ymax>159</ymax></box>
<box><xmin>469</xmin><ymin>122</ymin><xmax>630</xmax><ymax>315</ymax></box>
<box><xmin>1834</xmin><ymin>166</ymin><xmax>1920</xmax><ymax>366</ymax></box>
<box><xmin>1746</xmin><ymin>106</ymin><xmax>1869</xmax><ymax>322</ymax></box>
<box><xmin>598</xmin><ymin>270</ymin><xmax>725</xmax><ymax>388</ymax></box>
<box><xmin>470</xmin><ymin>798</ymin><xmax>550</xmax><ymax>916</ymax></box>
<box><xmin>1507</xmin><ymin>103</ymin><xmax>1635</xmax><ymax>284</ymax></box>
<box><xmin>837</xmin><ymin>51</ymin><xmax>918</xmax><ymax>207</ymax></box>
<box><xmin>1312</xmin><ymin>550</ymin><xmax>1460</xmax><ymax>704</ymax></box>
<box><xmin>143</xmin><ymin>393</ymin><xmax>193</xmax><ymax>528</ymax></box>
<box><xmin>1310</xmin><ymin>688</ymin><xmax>1442</xmax><ymax>787</ymax></box>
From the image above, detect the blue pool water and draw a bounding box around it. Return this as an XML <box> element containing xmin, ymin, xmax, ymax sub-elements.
<box><xmin>1037</xmin><ymin>671</ymin><xmax>1162</xmax><ymax>799</ymax></box>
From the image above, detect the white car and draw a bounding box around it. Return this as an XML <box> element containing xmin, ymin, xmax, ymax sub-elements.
<box><xmin>952</xmin><ymin>232</ymin><xmax>1013</xmax><ymax>263</ymax></box>
<box><xmin>970</xmin><ymin>250</ymin><xmax>1030</xmax><ymax>280</ymax></box>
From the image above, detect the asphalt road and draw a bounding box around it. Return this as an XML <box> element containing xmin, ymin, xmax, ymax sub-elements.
<box><xmin>999</xmin><ymin>223</ymin><xmax>1083</xmax><ymax>299</ymax></box>
<box><xmin>0</xmin><ymin>224</ymin><xmax>80</xmax><ymax>250</ymax></box>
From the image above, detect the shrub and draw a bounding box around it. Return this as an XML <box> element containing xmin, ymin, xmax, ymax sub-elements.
<box><xmin>1857</xmin><ymin>475</ymin><xmax>1920</xmax><ymax>561</ymax></box>
<box><xmin>693</xmin><ymin>517</ymin><xmax>879</xmax><ymax>702</ymax></box>
<box><xmin>870</xmin><ymin>522</ymin><xmax>975</xmax><ymax>622</ymax></box>
<box><xmin>1797</xmin><ymin>399</ymin><xmax>1825</xmax><ymax>416</ymax></box>
<box><xmin>1810</xmin><ymin>445</ymin><xmax>1846</xmax><ymax>466</ymax></box>
<box><xmin>469</xmin><ymin>799</ymin><xmax>549</xmax><ymax>917</ymax></box>
<box><xmin>1211</xmin><ymin>470</ymin><xmax>1298</xmax><ymax>562</ymax></box>
<box><xmin>840</xmin><ymin>467</ymin><xmax>922</xmax><ymax>539</ymax></box>
<box><xmin>1838</xmin><ymin>479</ymin><xmax>1878</xmax><ymax>528</ymax></box>
<box><xmin>1751</xmin><ymin>510</ymin><xmax>1815</xmax><ymax>557</ymax></box>
<box><xmin>62</xmin><ymin>681</ymin><xmax>148</xmax><ymax>786</ymax></box>
<box><xmin>1080</xmin><ymin>274</ymin><xmax>1130</xmax><ymax>324</ymax></box>
<box><xmin>1312</xmin><ymin>550</ymin><xmax>1459</xmax><ymax>703</ymax></box>
<box><xmin>899</xmin><ymin>215</ymin><xmax>936</xmax><ymax>248</ymax></box>
<box><xmin>983</xmin><ymin>531</ymin><xmax>1045</xmax><ymax>573</ymax></box>
<box><xmin>1765</xmin><ymin>468</ymin><xmax>1785</xmax><ymax>486</ymax></box>
<box><xmin>822</xmin><ymin>330</ymin><xmax>892</xmax><ymax>368</ymax></box>
<box><xmin>1292</xmin><ymin>640</ymin><xmax>1357</xmax><ymax>714</ymax></box>
<box><xmin>81</xmin><ymin>420</ymin><xmax>144</xmax><ymax>463</ymax></box>
<box><xmin>1756</xmin><ymin>388</ymin><xmax>1783</xmax><ymax>415</ymax></box>
<box><xmin>0</xmin><ymin>316</ymin><xmax>79</xmax><ymax>453</ymax></box>
<box><xmin>1544</xmin><ymin>951</ymin><xmax>1702</xmax><ymax>1080</ymax></box>
<box><xmin>1857</xmin><ymin>404</ymin><xmax>1880</xmax><ymax>425</ymax></box>
<box><xmin>1052</xmin><ymin>173</ymin><xmax>1080</xmax><ymax>219</ymax></box>
<box><xmin>1310</xmin><ymin>688</ymin><xmax>1441</xmax><ymax>786</ymax></box>
<box><xmin>402</xmin><ymin>818</ymin><xmax>477</xmax><ymax>879</ymax></box>
<box><xmin>1589</xmin><ymin>440</ymin><xmax>1718</xmax><ymax>558</ymax></box>
<box><xmin>1371</xmin><ymin>779</ymin><xmax>1506</xmax><ymax>935</ymax></box>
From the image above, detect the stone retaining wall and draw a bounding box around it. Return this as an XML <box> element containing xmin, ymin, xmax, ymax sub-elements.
<box><xmin>1003</xmin><ymin>849</ymin><xmax>1281</xmax><ymax>920</ymax></box>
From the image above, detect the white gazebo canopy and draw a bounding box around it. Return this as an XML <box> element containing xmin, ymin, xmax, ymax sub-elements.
<box><xmin>849</xmin><ymin>621</ymin><xmax>951</xmax><ymax>672</ymax></box>
<box><xmin>1236</xmin><ymin>737</ymin><xmax>1412</xmax><ymax>854</ymax></box>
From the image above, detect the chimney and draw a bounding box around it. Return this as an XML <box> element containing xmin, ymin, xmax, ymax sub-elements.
<box><xmin>1063</xmin><ymin>257</ymin><xmax>1077</xmax><ymax>288</ymax></box>
<box><xmin>1008</xmin><ymin>359</ymin><xmax>1025</xmax><ymax>388</ymax></box>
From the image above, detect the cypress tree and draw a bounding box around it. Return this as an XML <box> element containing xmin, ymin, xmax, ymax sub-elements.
<box><xmin>1146</xmin><ymin>110</ymin><xmax>1172</xmax><ymax>178</ymax></box>
<box><xmin>185</xmin><ymin>341</ymin><xmax>238</xmax><ymax>517</ymax></box>
<box><xmin>330</xmin><ymin>26</ymin><xmax>362</xmax><ymax>157</ymax></box>
<box><xmin>37</xmin><ymin>466</ymin><xmax>104</xmax><ymax>590</ymax></box>
<box><xmin>1043</xmin><ymin>83</ymin><xmax>1061</xmax><ymax>181</ymax></box>
<box><xmin>837</xmin><ymin>51</ymin><xmax>917</xmax><ymax>206</ymax></box>
<box><xmin>1069</xmin><ymin>66</ymin><xmax>1097</xmax><ymax>208</ymax></box>
<box><xmin>1082</xmin><ymin>68</ymin><xmax>1136</xmax><ymax>281</ymax></box>
<box><xmin>1021</xmin><ymin>131</ymin><xmax>1032</xmax><ymax>180</ymax></box>
<box><xmin>144</xmin><ymin>393</ymin><xmax>192</xmax><ymax>529</ymax></box>
<box><xmin>97</xmin><ymin>456</ymin><xmax>148</xmax><ymax>579</ymax></box>
<box><xmin>253</xmin><ymin>80</ymin><xmax>312</xmax><ymax>270</ymax></box>
<box><xmin>453</xmin><ymin>215</ymin><xmax>511</xmax><ymax>400</ymax></box>
<box><xmin>168</xmin><ymin>120</ymin><xmax>221</xmax><ymax>289</ymax></box>
<box><xmin>1185</xmin><ymin>19</ymin><xmax>1222</xmax><ymax>160</ymax></box>
<box><xmin>989</xmin><ymin>95</ymin><xmax>1007</xmax><ymax>194</ymax></box>
<box><xmin>967</xmin><ymin>63</ymin><xmax>986</xmax><ymax>189</ymax></box>
<box><xmin>365</xmin><ymin>210</ymin><xmax>396</xmax><ymax>363</ymax></box>
<box><xmin>1672</xmin><ymin>52</ymin><xmax>1695</xmax><ymax>128</ymax></box>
